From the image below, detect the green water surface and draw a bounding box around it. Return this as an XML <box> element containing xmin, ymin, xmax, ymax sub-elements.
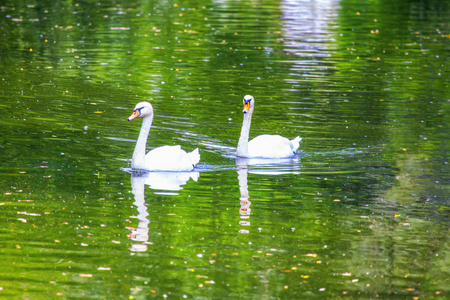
<box><xmin>0</xmin><ymin>0</ymin><xmax>448</xmax><ymax>299</ymax></box>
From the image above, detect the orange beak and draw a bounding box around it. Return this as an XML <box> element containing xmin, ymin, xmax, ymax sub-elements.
<box><xmin>243</xmin><ymin>101</ymin><xmax>250</xmax><ymax>113</ymax></box>
<box><xmin>127</xmin><ymin>109</ymin><xmax>141</xmax><ymax>121</ymax></box>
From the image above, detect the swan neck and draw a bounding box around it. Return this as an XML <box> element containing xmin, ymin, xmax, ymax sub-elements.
<box><xmin>132</xmin><ymin>115</ymin><xmax>153</xmax><ymax>168</ymax></box>
<box><xmin>237</xmin><ymin>111</ymin><xmax>252</xmax><ymax>157</ymax></box>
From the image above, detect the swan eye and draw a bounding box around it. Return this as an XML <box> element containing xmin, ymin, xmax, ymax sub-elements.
<box><xmin>243</xmin><ymin>100</ymin><xmax>251</xmax><ymax>113</ymax></box>
<box><xmin>133</xmin><ymin>107</ymin><xmax>145</xmax><ymax>115</ymax></box>
<box><xmin>128</xmin><ymin>107</ymin><xmax>144</xmax><ymax>121</ymax></box>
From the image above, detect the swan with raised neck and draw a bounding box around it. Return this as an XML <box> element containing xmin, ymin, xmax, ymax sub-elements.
<box><xmin>127</xmin><ymin>101</ymin><xmax>200</xmax><ymax>171</ymax></box>
<box><xmin>236</xmin><ymin>95</ymin><xmax>301</xmax><ymax>158</ymax></box>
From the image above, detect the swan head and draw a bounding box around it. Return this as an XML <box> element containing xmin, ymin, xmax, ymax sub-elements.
<box><xmin>127</xmin><ymin>101</ymin><xmax>154</xmax><ymax>121</ymax></box>
<box><xmin>242</xmin><ymin>95</ymin><xmax>254</xmax><ymax>114</ymax></box>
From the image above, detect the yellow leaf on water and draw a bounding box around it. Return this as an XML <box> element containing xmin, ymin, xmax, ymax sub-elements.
<box><xmin>303</xmin><ymin>253</ymin><xmax>317</xmax><ymax>257</ymax></box>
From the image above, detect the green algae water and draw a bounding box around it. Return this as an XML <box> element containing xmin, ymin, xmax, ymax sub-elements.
<box><xmin>0</xmin><ymin>0</ymin><xmax>448</xmax><ymax>298</ymax></box>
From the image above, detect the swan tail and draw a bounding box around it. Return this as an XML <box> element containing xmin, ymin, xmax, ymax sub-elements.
<box><xmin>291</xmin><ymin>136</ymin><xmax>302</xmax><ymax>152</ymax></box>
<box><xmin>188</xmin><ymin>148</ymin><xmax>200</xmax><ymax>167</ymax></box>
<box><xmin>190</xmin><ymin>172</ymin><xmax>200</xmax><ymax>182</ymax></box>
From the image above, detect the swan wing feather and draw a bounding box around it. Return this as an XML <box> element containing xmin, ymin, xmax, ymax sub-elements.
<box><xmin>248</xmin><ymin>134</ymin><xmax>300</xmax><ymax>158</ymax></box>
<box><xmin>145</xmin><ymin>145</ymin><xmax>199</xmax><ymax>171</ymax></box>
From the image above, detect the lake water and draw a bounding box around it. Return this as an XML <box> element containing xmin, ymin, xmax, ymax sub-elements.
<box><xmin>0</xmin><ymin>0</ymin><xmax>448</xmax><ymax>298</ymax></box>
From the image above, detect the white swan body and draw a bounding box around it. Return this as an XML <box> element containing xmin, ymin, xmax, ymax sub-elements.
<box><xmin>236</xmin><ymin>95</ymin><xmax>301</xmax><ymax>158</ymax></box>
<box><xmin>128</xmin><ymin>101</ymin><xmax>200</xmax><ymax>171</ymax></box>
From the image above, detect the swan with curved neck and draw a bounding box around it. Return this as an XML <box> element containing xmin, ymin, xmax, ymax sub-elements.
<box><xmin>236</xmin><ymin>95</ymin><xmax>301</xmax><ymax>158</ymax></box>
<box><xmin>127</xmin><ymin>101</ymin><xmax>200</xmax><ymax>171</ymax></box>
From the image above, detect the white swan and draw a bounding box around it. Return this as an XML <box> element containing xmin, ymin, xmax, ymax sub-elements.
<box><xmin>236</xmin><ymin>95</ymin><xmax>301</xmax><ymax>158</ymax></box>
<box><xmin>127</xmin><ymin>101</ymin><xmax>200</xmax><ymax>171</ymax></box>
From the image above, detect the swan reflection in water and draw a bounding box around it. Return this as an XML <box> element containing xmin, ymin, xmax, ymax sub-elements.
<box><xmin>236</xmin><ymin>156</ymin><xmax>301</xmax><ymax>234</ymax></box>
<box><xmin>141</xmin><ymin>171</ymin><xmax>199</xmax><ymax>194</ymax></box>
<box><xmin>237</xmin><ymin>162</ymin><xmax>251</xmax><ymax>234</ymax></box>
<box><xmin>128</xmin><ymin>174</ymin><xmax>150</xmax><ymax>252</ymax></box>
<box><xmin>128</xmin><ymin>170</ymin><xmax>199</xmax><ymax>252</ymax></box>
